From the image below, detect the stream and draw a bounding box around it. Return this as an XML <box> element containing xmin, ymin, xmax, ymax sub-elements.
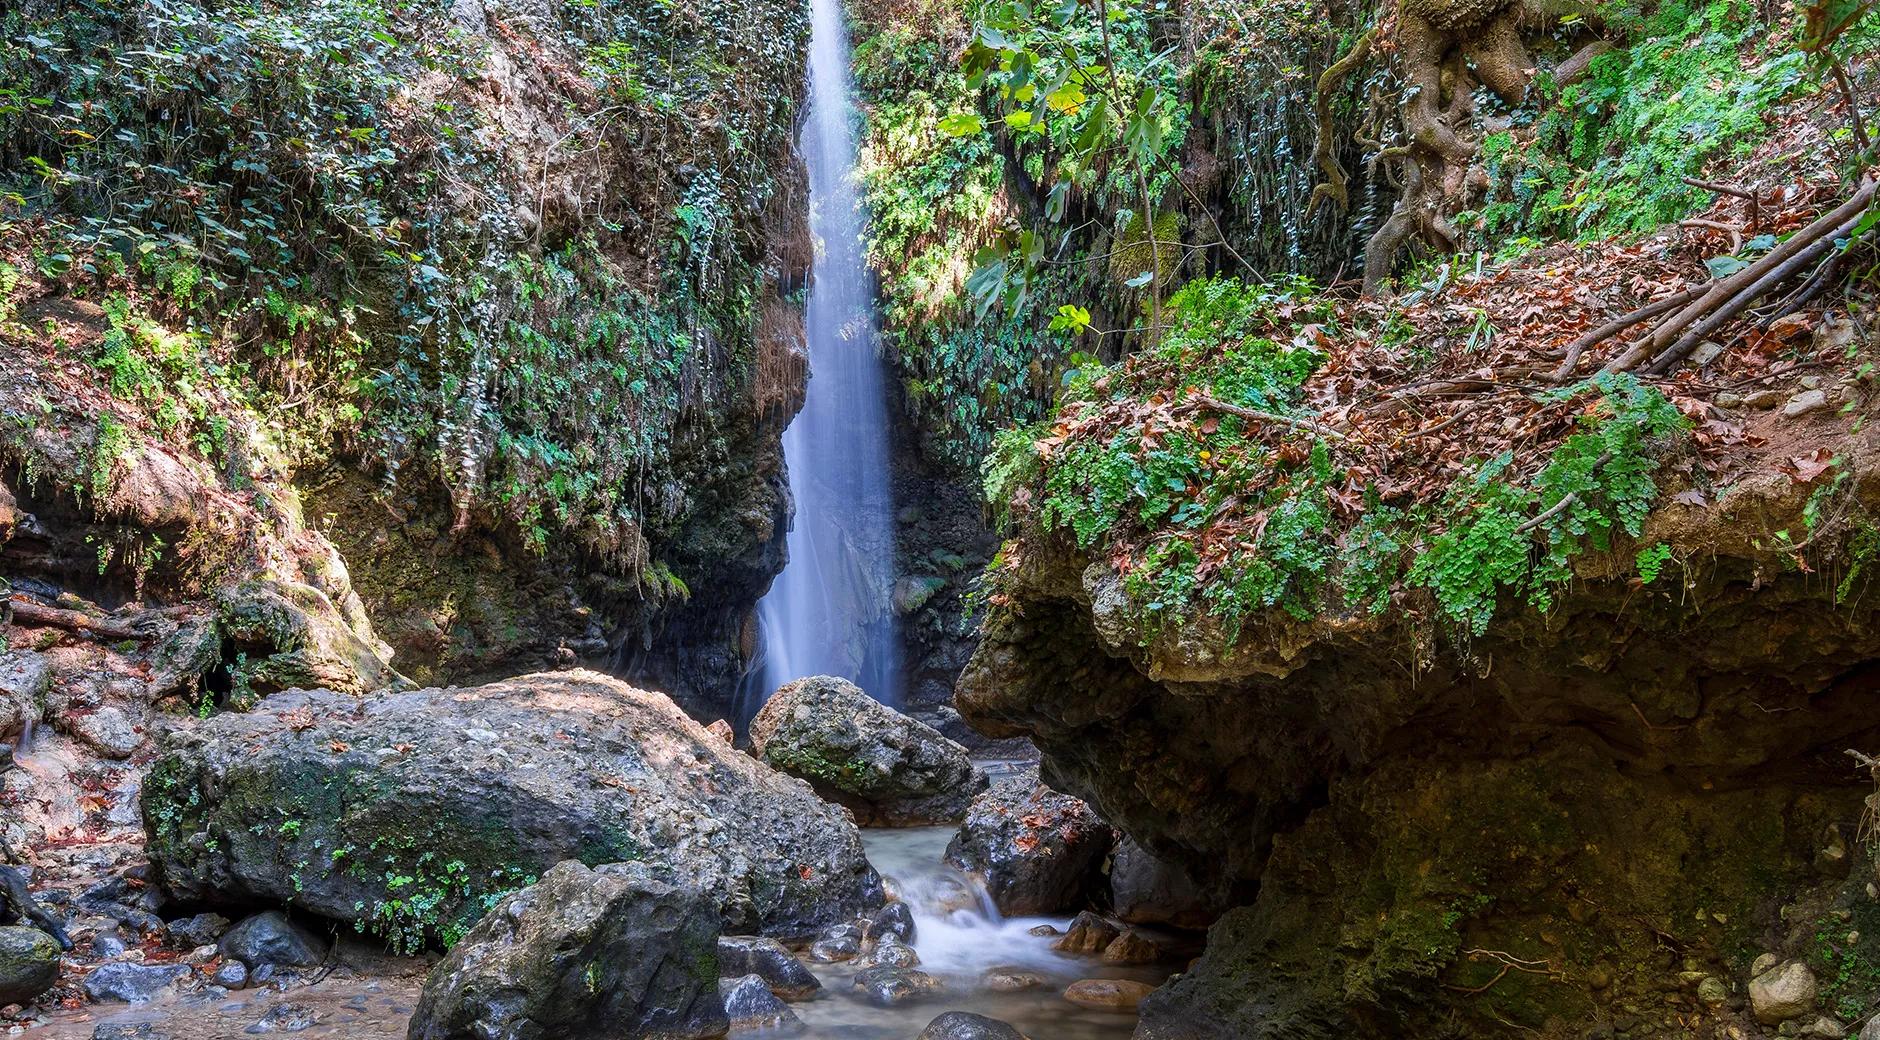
<box><xmin>27</xmin><ymin>827</ymin><xmax>1163</xmax><ymax>1040</ymax></box>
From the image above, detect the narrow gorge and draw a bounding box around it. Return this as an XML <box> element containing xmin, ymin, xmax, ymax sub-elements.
<box><xmin>1</xmin><ymin>0</ymin><xmax>1878</xmax><ymax>1038</ymax></box>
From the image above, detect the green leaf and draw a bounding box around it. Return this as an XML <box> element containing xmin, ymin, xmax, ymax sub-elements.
<box><xmin>938</xmin><ymin>111</ymin><xmax>986</xmax><ymax>136</ymax></box>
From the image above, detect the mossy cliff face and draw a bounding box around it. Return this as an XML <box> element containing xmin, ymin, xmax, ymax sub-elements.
<box><xmin>1</xmin><ymin>0</ymin><xmax>814</xmax><ymax>712</ymax></box>
<box><xmin>961</xmin><ymin>431</ymin><xmax>1880</xmax><ymax>1038</ymax></box>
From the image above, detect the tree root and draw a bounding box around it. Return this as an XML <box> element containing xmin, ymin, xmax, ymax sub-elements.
<box><xmin>1181</xmin><ymin>393</ymin><xmax>1350</xmax><ymax>442</ymax></box>
<box><xmin>1307</xmin><ymin>29</ymin><xmax>1376</xmax><ymax>218</ymax></box>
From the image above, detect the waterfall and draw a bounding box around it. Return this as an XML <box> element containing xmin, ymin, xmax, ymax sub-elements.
<box><xmin>738</xmin><ymin>0</ymin><xmax>900</xmax><ymax>723</ymax></box>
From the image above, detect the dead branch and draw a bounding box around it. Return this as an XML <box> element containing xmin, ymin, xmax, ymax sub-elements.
<box><xmin>1549</xmin><ymin>286</ymin><xmax>1702</xmax><ymax>382</ymax></box>
<box><xmin>1516</xmin><ymin>451</ymin><xmax>1613</xmax><ymax>534</ymax></box>
<box><xmin>7</xmin><ymin>598</ymin><xmax>148</xmax><ymax>642</ymax></box>
<box><xmin>1182</xmin><ymin>393</ymin><xmax>1350</xmax><ymax>442</ymax></box>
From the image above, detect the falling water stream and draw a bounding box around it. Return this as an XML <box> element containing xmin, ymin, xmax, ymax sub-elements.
<box><xmin>738</xmin><ymin>0</ymin><xmax>902</xmax><ymax>724</ymax></box>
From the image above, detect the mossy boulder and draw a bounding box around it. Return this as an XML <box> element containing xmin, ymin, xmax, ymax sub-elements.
<box><xmin>409</xmin><ymin>860</ymin><xmax>728</xmax><ymax>1040</ymax></box>
<box><xmin>0</xmin><ymin>925</ymin><xmax>61</xmax><ymax>1006</ymax></box>
<box><xmin>143</xmin><ymin>670</ymin><xmax>882</xmax><ymax>949</ymax></box>
<box><xmin>749</xmin><ymin>675</ymin><xmax>986</xmax><ymax>825</ymax></box>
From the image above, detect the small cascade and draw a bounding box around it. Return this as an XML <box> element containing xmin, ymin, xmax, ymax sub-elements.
<box><xmin>738</xmin><ymin>0</ymin><xmax>901</xmax><ymax>723</ymax></box>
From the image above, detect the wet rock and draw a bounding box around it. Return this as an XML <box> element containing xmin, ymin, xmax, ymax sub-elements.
<box><xmin>83</xmin><ymin>962</ymin><xmax>191</xmax><ymax>1003</ymax></box>
<box><xmin>93</xmin><ymin>1025</ymin><xmax>176</xmax><ymax>1040</ymax></box>
<box><xmin>1750</xmin><ymin>961</ymin><xmax>1818</xmax><ymax>1024</ymax></box>
<box><xmin>1063</xmin><ymin>978</ymin><xmax>1156</xmax><ymax>1012</ymax></box>
<box><xmin>749</xmin><ymin>674</ymin><xmax>987</xmax><ymax>825</ymax></box>
<box><xmin>144</xmin><ymin>672</ymin><xmax>882</xmax><ymax>941</ymax></box>
<box><xmin>863</xmin><ymin>900</ymin><xmax>915</xmax><ymax>942</ymax></box>
<box><xmin>1026</xmin><ymin>925</ymin><xmax>1059</xmax><ymax>937</ymax></box>
<box><xmin>1109</xmin><ymin>836</ymin><xmax>1219</xmax><ymax>929</ymax></box>
<box><xmin>1100</xmin><ymin>928</ymin><xmax>1164</xmax><ymax>965</ymax></box>
<box><xmin>92</xmin><ymin>932</ymin><xmax>130</xmax><ymax>959</ymax></box>
<box><xmin>0</xmin><ymin>925</ymin><xmax>61</xmax><ymax>1005</ymax></box>
<box><xmin>917</xmin><ymin>1011</ymin><xmax>1031</xmax><ymax>1040</ymax></box>
<box><xmin>983</xmin><ymin>968</ymin><xmax>1047</xmax><ymax>992</ymax></box>
<box><xmin>716</xmin><ymin>935</ymin><xmax>820</xmax><ymax>1000</ymax></box>
<box><xmin>70</xmin><ymin>706</ymin><xmax>143</xmax><ymax>758</ymax></box>
<box><xmin>166</xmin><ymin>912</ymin><xmax>231</xmax><ymax>949</ymax></box>
<box><xmin>218</xmin><ymin>912</ymin><xmax>328</xmax><ymax>969</ymax></box>
<box><xmin>1051</xmin><ymin>912</ymin><xmax>1121</xmax><ymax>954</ymax></box>
<box><xmin>721</xmin><ymin>973</ymin><xmax>798</xmax><ymax>1030</ymax></box>
<box><xmin>408</xmin><ymin>860</ymin><xmax>728</xmax><ymax>1040</ymax></box>
<box><xmin>245</xmin><ymin>1002</ymin><xmax>317</xmax><ymax>1033</ymax></box>
<box><xmin>856</xmin><ymin>933</ymin><xmax>920</xmax><ymax>969</ymax></box>
<box><xmin>213</xmin><ymin>960</ymin><xmax>249</xmax><ymax>989</ymax></box>
<box><xmin>946</xmin><ymin>770</ymin><xmax>1112</xmax><ymax>915</ymax></box>
<box><xmin>0</xmin><ymin>651</ymin><xmax>51</xmax><ymax>735</ymax></box>
<box><xmin>809</xmin><ymin>933</ymin><xmax>860</xmax><ymax>962</ymax></box>
<box><xmin>852</xmin><ymin>966</ymin><xmax>943</xmax><ymax>1006</ymax></box>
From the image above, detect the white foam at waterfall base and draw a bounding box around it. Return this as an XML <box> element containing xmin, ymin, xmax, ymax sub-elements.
<box><xmin>864</xmin><ymin>827</ymin><xmax>1085</xmax><ymax>978</ymax></box>
<box><xmin>737</xmin><ymin>0</ymin><xmax>902</xmax><ymax>725</ymax></box>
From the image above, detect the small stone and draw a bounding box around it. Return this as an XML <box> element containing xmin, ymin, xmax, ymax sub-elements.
<box><xmin>917</xmin><ymin>1011</ymin><xmax>1031</xmax><ymax>1040</ymax></box>
<box><xmin>183</xmin><ymin>944</ymin><xmax>220</xmax><ymax>965</ymax></box>
<box><xmin>864</xmin><ymin>901</ymin><xmax>916</xmax><ymax>942</ymax></box>
<box><xmin>1100</xmin><ymin>928</ymin><xmax>1162</xmax><ymax>965</ymax></box>
<box><xmin>1798</xmin><ymin>1016</ymin><xmax>1847</xmax><ymax>1039</ymax></box>
<box><xmin>1801</xmin><ymin>375</ymin><xmax>1825</xmax><ymax>390</ymax></box>
<box><xmin>167</xmin><ymin>913</ymin><xmax>232</xmax><ymax>949</ymax></box>
<box><xmin>91</xmin><ymin>933</ymin><xmax>129</xmax><ymax>959</ymax></box>
<box><xmin>1691</xmin><ymin>340</ymin><xmax>1725</xmax><ymax>367</ymax></box>
<box><xmin>1715</xmin><ymin>392</ymin><xmax>1747</xmax><ymax>409</ymax></box>
<box><xmin>983</xmin><ymin>967</ymin><xmax>1047</xmax><ymax>992</ymax></box>
<box><xmin>1783</xmin><ymin>389</ymin><xmax>1829</xmax><ymax>418</ymax></box>
<box><xmin>716</xmin><ymin>935</ymin><xmax>820</xmax><ymax>1000</ymax></box>
<box><xmin>857</xmin><ymin>934</ymin><xmax>920</xmax><ymax>969</ymax></box>
<box><xmin>213</xmin><ymin>960</ymin><xmax>249</xmax><ymax>989</ymax></box>
<box><xmin>1750</xmin><ymin>961</ymin><xmax>1818</xmax><ymax>1025</ymax></box>
<box><xmin>92</xmin><ymin>1026</ymin><xmax>174</xmax><ymax>1040</ymax></box>
<box><xmin>1698</xmin><ymin>976</ymin><xmax>1729</xmax><ymax>1007</ymax></box>
<box><xmin>82</xmin><ymin>962</ymin><xmax>191</xmax><ymax>1003</ymax></box>
<box><xmin>1859</xmin><ymin>1013</ymin><xmax>1880</xmax><ymax>1040</ymax></box>
<box><xmin>1063</xmin><ymin>978</ymin><xmax>1156</xmax><ymax>1012</ymax></box>
<box><xmin>1752</xmin><ymin>953</ymin><xmax>1782</xmax><ymax>977</ymax></box>
<box><xmin>1747</xmin><ymin>389</ymin><xmax>1786</xmax><ymax>409</ymax></box>
<box><xmin>218</xmin><ymin>912</ymin><xmax>328</xmax><ymax>970</ymax></box>
<box><xmin>1052</xmin><ymin>912</ymin><xmax>1121</xmax><ymax>954</ymax></box>
<box><xmin>721</xmin><ymin>974</ymin><xmax>798</xmax><ymax>1030</ymax></box>
<box><xmin>810</xmin><ymin>934</ymin><xmax>860</xmax><ymax>962</ymax></box>
<box><xmin>1027</xmin><ymin>924</ymin><xmax>1060</xmax><ymax>938</ymax></box>
<box><xmin>852</xmin><ymin>967</ymin><xmax>943</xmax><ymax>1006</ymax></box>
<box><xmin>245</xmin><ymin>1002</ymin><xmax>317</xmax><ymax>1033</ymax></box>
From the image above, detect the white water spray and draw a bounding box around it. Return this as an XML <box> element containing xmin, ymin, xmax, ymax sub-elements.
<box><xmin>739</xmin><ymin>0</ymin><xmax>901</xmax><ymax>721</ymax></box>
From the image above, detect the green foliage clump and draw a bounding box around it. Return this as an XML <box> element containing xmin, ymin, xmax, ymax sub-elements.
<box><xmin>1</xmin><ymin>0</ymin><xmax>808</xmax><ymax>570</ymax></box>
<box><xmin>1485</xmin><ymin>0</ymin><xmax>1807</xmax><ymax>240</ymax></box>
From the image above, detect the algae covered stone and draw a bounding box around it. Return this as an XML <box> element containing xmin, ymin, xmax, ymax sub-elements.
<box><xmin>143</xmin><ymin>670</ymin><xmax>881</xmax><ymax>948</ymax></box>
<box><xmin>0</xmin><ymin>925</ymin><xmax>60</xmax><ymax>1006</ymax></box>
<box><xmin>408</xmin><ymin>860</ymin><xmax>728</xmax><ymax>1040</ymax></box>
<box><xmin>749</xmin><ymin>674</ymin><xmax>986</xmax><ymax>825</ymax></box>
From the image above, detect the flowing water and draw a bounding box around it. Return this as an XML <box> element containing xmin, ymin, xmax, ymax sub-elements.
<box><xmin>31</xmin><ymin>828</ymin><xmax>1161</xmax><ymax>1040</ymax></box>
<box><xmin>738</xmin><ymin>0</ymin><xmax>902</xmax><ymax>724</ymax></box>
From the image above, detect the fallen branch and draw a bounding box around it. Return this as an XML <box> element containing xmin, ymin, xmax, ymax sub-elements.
<box><xmin>1603</xmin><ymin>177</ymin><xmax>1877</xmax><ymax>374</ymax></box>
<box><xmin>1182</xmin><ymin>394</ymin><xmax>1349</xmax><ymax>443</ymax></box>
<box><xmin>1516</xmin><ymin>452</ymin><xmax>1613</xmax><ymax>534</ymax></box>
<box><xmin>1680</xmin><ymin>218</ymin><xmax>1743</xmax><ymax>253</ymax></box>
<box><xmin>7</xmin><ymin>597</ymin><xmax>148</xmax><ymax>642</ymax></box>
<box><xmin>1548</xmin><ymin>287</ymin><xmax>1702</xmax><ymax>382</ymax></box>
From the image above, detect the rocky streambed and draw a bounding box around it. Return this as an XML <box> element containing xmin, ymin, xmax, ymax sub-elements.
<box><xmin>3</xmin><ymin>668</ymin><xmax>1197</xmax><ymax>1040</ymax></box>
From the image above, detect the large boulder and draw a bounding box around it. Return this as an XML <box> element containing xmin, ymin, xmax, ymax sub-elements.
<box><xmin>0</xmin><ymin>925</ymin><xmax>60</xmax><ymax>1005</ymax></box>
<box><xmin>1109</xmin><ymin>836</ymin><xmax>1220</xmax><ymax>929</ymax></box>
<box><xmin>143</xmin><ymin>671</ymin><xmax>882</xmax><ymax>947</ymax></box>
<box><xmin>217</xmin><ymin>911</ymin><xmax>328</xmax><ymax>969</ymax></box>
<box><xmin>408</xmin><ymin>860</ymin><xmax>728</xmax><ymax>1040</ymax></box>
<box><xmin>748</xmin><ymin>675</ymin><xmax>987</xmax><ymax>825</ymax></box>
<box><xmin>944</xmin><ymin>769</ymin><xmax>1113</xmax><ymax>915</ymax></box>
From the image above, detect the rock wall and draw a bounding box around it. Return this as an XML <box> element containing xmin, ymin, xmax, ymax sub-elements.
<box><xmin>0</xmin><ymin>0</ymin><xmax>815</xmax><ymax>716</ymax></box>
<box><xmin>961</xmin><ymin>428</ymin><xmax>1880</xmax><ymax>1037</ymax></box>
